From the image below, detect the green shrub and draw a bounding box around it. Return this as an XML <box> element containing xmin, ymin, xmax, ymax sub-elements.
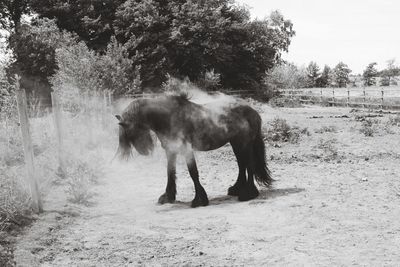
<box><xmin>196</xmin><ymin>69</ymin><xmax>221</xmax><ymax>91</ymax></box>
<box><xmin>65</xmin><ymin>163</ymin><xmax>95</xmax><ymax>205</ymax></box>
<box><xmin>388</xmin><ymin>114</ymin><xmax>400</xmax><ymax>127</ymax></box>
<box><xmin>360</xmin><ymin>119</ymin><xmax>379</xmax><ymax>137</ymax></box>
<box><xmin>264</xmin><ymin>118</ymin><xmax>310</xmax><ymax>144</ymax></box>
<box><xmin>51</xmin><ymin>34</ymin><xmax>141</xmax><ymax>97</ymax></box>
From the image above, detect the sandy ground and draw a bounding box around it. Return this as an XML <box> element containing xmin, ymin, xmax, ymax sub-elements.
<box><xmin>13</xmin><ymin>105</ymin><xmax>400</xmax><ymax>266</ymax></box>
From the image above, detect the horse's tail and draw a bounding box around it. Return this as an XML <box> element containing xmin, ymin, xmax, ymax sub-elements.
<box><xmin>253</xmin><ymin>121</ymin><xmax>274</xmax><ymax>187</ymax></box>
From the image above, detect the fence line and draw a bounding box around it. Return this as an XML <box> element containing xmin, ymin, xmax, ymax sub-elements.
<box><xmin>279</xmin><ymin>87</ymin><xmax>400</xmax><ymax>110</ymax></box>
<box><xmin>124</xmin><ymin>89</ymin><xmax>255</xmax><ymax>99</ymax></box>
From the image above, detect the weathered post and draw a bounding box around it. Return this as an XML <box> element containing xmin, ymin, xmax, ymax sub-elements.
<box><xmin>15</xmin><ymin>75</ymin><xmax>43</xmax><ymax>213</ymax></box>
<box><xmin>102</xmin><ymin>91</ymin><xmax>107</xmax><ymax>129</ymax></box>
<box><xmin>363</xmin><ymin>87</ymin><xmax>366</xmax><ymax>109</ymax></box>
<box><xmin>290</xmin><ymin>89</ymin><xmax>293</xmax><ymax>102</ymax></box>
<box><xmin>320</xmin><ymin>88</ymin><xmax>323</xmax><ymax>104</ymax></box>
<box><xmin>381</xmin><ymin>87</ymin><xmax>384</xmax><ymax>111</ymax></box>
<box><xmin>84</xmin><ymin>91</ymin><xmax>93</xmax><ymax>140</ymax></box>
<box><xmin>332</xmin><ymin>88</ymin><xmax>335</xmax><ymax>107</ymax></box>
<box><xmin>51</xmin><ymin>92</ymin><xmax>66</xmax><ymax>177</ymax></box>
<box><xmin>108</xmin><ymin>91</ymin><xmax>112</xmax><ymax>107</ymax></box>
<box><xmin>347</xmin><ymin>88</ymin><xmax>350</xmax><ymax>107</ymax></box>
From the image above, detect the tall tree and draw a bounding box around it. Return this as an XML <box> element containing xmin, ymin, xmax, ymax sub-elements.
<box><xmin>7</xmin><ymin>19</ymin><xmax>77</xmax><ymax>98</ymax></box>
<box><xmin>265</xmin><ymin>62</ymin><xmax>307</xmax><ymax>90</ymax></box>
<box><xmin>362</xmin><ymin>62</ymin><xmax>378</xmax><ymax>86</ymax></box>
<box><xmin>305</xmin><ymin>61</ymin><xmax>320</xmax><ymax>88</ymax></box>
<box><xmin>380</xmin><ymin>58</ymin><xmax>399</xmax><ymax>86</ymax></box>
<box><xmin>333</xmin><ymin>62</ymin><xmax>351</xmax><ymax>88</ymax></box>
<box><xmin>30</xmin><ymin>0</ymin><xmax>125</xmax><ymax>51</ymax></box>
<box><xmin>317</xmin><ymin>65</ymin><xmax>332</xmax><ymax>88</ymax></box>
<box><xmin>114</xmin><ymin>1</ymin><xmax>295</xmax><ymax>90</ymax></box>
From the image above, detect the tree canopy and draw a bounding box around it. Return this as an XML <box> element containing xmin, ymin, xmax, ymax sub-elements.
<box><xmin>318</xmin><ymin>65</ymin><xmax>333</xmax><ymax>88</ymax></box>
<box><xmin>380</xmin><ymin>59</ymin><xmax>399</xmax><ymax>86</ymax></box>
<box><xmin>0</xmin><ymin>0</ymin><xmax>30</xmax><ymax>31</ymax></box>
<box><xmin>333</xmin><ymin>62</ymin><xmax>351</xmax><ymax>88</ymax></box>
<box><xmin>305</xmin><ymin>61</ymin><xmax>320</xmax><ymax>88</ymax></box>
<box><xmin>362</xmin><ymin>62</ymin><xmax>378</xmax><ymax>86</ymax></box>
<box><xmin>112</xmin><ymin>1</ymin><xmax>295</xmax><ymax>90</ymax></box>
<box><xmin>2</xmin><ymin>0</ymin><xmax>295</xmax><ymax>95</ymax></box>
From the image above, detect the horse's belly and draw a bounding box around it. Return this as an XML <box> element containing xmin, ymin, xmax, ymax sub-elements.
<box><xmin>192</xmin><ymin>139</ymin><xmax>228</xmax><ymax>151</ymax></box>
<box><xmin>191</xmin><ymin>131</ymin><xmax>231</xmax><ymax>151</ymax></box>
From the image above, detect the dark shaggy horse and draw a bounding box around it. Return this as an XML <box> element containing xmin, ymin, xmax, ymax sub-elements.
<box><xmin>116</xmin><ymin>94</ymin><xmax>273</xmax><ymax>207</ymax></box>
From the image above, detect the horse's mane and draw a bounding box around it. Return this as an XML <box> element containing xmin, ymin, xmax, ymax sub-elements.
<box><xmin>166</xmin><ymin>91</ymin><xmax>191</xmax><ymax>102</ymax></box>
<box><xmin>121</xmin><ymin>92</ymin><xmax>191</xmax><ymax>123</ymax></box>
<box><xmin>121</xmin><ymin>99</ymin><xmax>142</xmax><ymax>123</ymax></box>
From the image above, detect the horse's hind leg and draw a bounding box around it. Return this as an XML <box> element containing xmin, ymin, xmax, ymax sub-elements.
<box><xmin>158</xmin><ymin>150</ymin><xmax>177</xmax><ymax>204</ymax></box>
<box><xmin>228</xmin><ymin>142</ymin><xmax>248</xmax><ymax>197</ymax></box>
<box><xmin>229</xmin><ymin>142</ymin><xmax>259</xmax><ymax>201</ymax></box>
<box><xmin>243</xmin><ymin>148</ymin><xmax>259</xmax><ymax>201</ymax></box>
<box><xmin>185</xmin><ymin>151</ymin><xmax>209</xmax><ymax>208</ymax></box>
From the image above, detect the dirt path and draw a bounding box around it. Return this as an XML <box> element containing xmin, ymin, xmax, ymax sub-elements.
<box><xmin>14</xmin><ymin>106</ymin><xmax>400</xmax><ymax>266</ymax></box>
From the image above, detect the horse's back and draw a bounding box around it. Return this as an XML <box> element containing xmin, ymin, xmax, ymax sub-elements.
<box><xmin>180</xmin><ymin>99</ymin><xmax>261</xmax><ymax>150</ymax></box>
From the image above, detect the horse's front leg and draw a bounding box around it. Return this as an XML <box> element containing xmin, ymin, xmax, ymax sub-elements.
<box><xmin>185</xmin><ymin>151</ymin><xmax>209</xmax><ymax>208</ymax></box>
<box><xmin>158</xmin><ymin>150</ymin><xmax>177</xmax><ymax>204</ymax></box>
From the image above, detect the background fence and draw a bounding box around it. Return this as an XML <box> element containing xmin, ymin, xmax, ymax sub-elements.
<box><xmin>279</xmin><ymin>87</ymin><xmax>400</xmax><ymax>110</ymax></box>
<box><xmin>124</xmin><ymin>89</ymin><xmax>255</xmax><ymax>99</ymax></box>
<box><xmin>22</xmin><ymin>87</ymin><xmax>400</xmax><ymax>114</ymax></box>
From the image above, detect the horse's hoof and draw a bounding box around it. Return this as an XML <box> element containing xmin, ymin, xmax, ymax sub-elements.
<box><xmin>238</xmin><ymin>186</ymin><xmax>259</xmax><ymax>201</ymax></box>
<box><xmin>249</xmin><ymin>185</ymin><xmax>260</xmax><ymax>198</ymax></box>
<box><xmin>228</xmin><ymin>185</ymin><xmax>239</xmax><ymax>196</ymax></box>
<box><xmin>158</xmin><ymin>193</ymin><xmax>175</xmax><ymax>204</ymax></box>
<box><xmin>191</xmin><ymin>195</ymin><xmax>209</xmax><ymax>208</ymax></box>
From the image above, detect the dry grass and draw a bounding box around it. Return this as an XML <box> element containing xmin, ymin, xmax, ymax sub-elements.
<box><xmin>314</xmin><ymin>125</ymin><xmax>338</xmax><ymax>134</ymax></box>
<box><xmin>316</xmin><ymin>138</ymin><xmax>339</xmax><ymax>161</ymax></box>
<box><xmin>0</xmin><ymin>167</ymin><xmax>32</xmax><ymax>232</ymax></box>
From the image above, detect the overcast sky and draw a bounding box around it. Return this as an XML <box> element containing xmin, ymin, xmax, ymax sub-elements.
<box><xmin>237</xmin><ymin>0</ymin><xmax>400</xmax><ymax>74</ymax></box>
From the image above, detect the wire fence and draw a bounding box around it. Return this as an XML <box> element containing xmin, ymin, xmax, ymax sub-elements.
<box><xmin>279</xmin><ymin>87</ymin><xmax>400</xmax><ymax>110</ymax></box>
<box><xmin>123</xmin><ymin>89</ymin><xmax>256</xmax><ymax>99</ymax></box>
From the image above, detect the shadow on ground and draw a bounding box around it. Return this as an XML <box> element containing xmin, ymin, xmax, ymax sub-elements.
<box><xmin>258</xmin><ymin>187</ymin><xmax>305</xmax><ymax>200</ymax></box>
<box><xmin>158</xmin><ymin>187</ymin><xmax>305</xmax><ymax>211</ymax></box>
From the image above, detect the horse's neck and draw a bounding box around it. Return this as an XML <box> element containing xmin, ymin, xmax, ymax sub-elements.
<box><xmin>142</xmin><ymin>101</ymin><xmax>172</xmax><ymax>132</ymax></box>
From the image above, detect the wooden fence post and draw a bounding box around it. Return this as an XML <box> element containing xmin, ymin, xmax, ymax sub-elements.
<box><xmin>4</xmin><ymin>117</ymin><xmax>9</xmax><ymax>163</ymax></box>
<box><xmin>363</xmin><ymin>87</ymin><xmax>366</xmax><ymax>109</ymax></box>
<box><xmin>15</xmin><ymin>75</ymin><xmax>43</xmax><ymax>213</ymax></box>
<box><xmin>381</xmin><ymin>87</ymin><xmax>384</xmax><ymax>111</ymax></box>
<box><xmin>102</xmin><ymin>91</ymin><xmax>111</xmax><ymax>129</ymax></box>
<box><xmin>84</xmin><ymin>91</ymin><xmax>95</xmax><ymax>146</ymax></box>
<box><xmin>108</xmin><ymin>91</ymin><xmax>112</xmax><ymax>107</ymax></box>
<box><xmin>51</xmin><ymin>92</ymin><xmax>66</xmax><ymax>177</ymax></box>
<box><xmin>332</xmin><ymin>88</ymin><xmax>335</xmax><ymax>107</ymax></box>
<box><xmin>347</xmin><ymin>88</ymin><xmax>350</xmax><ymax>107</ymax></box>
<box><xmin>320</xmin><ymin>88</ymin><xmax>323</xmax><ymax>104</ymax></box>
